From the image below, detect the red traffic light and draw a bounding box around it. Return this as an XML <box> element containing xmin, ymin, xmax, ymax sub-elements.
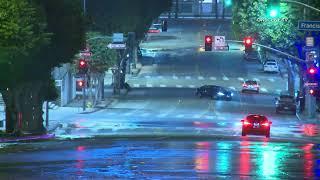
<box><xmin>309</xmin><ymin>89</ymin><xmax>315</xmax><ymax>95</ymax></box>
<box><xmin>76</xmin><ymin>80</ymin><xmax>85</xmax><ymax>88</ymax></box>
<box><xmin>243</xmin><ymin>37</ymin><xmax>253</xmax><ymax>45</ymax></box>
<box><xmin>308</xmin><ymin>67</ymin><xmax>317</xmax><ymax>74</ymax></box>
<box><xmin>205</xmin><ymin>35</ymin><xmax>212</xmax><ymax>43</ymax></box>
<box><xmin>79</xmin><ymin>59</ymin><xmax>87</xmax><ymax>68</ymax></box>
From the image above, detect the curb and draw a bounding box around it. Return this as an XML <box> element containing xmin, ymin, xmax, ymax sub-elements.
<box><xmin>0</xmin><ymin>133</ymin><xmax>55</xmax><ymax>143</ymax></box>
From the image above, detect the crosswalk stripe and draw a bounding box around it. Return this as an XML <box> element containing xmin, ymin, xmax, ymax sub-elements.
<box><xmin>268</xmin><ymin>78</ymin><xmax>275</xmax><ymax>82</ymax></box>
<box><xmin>188</xmin><ymin>85</ymin><xmax>196</xmax><ymax>88</ymax></box>
<box><xmin>238</xmin><ymin>77</ymin><xmax>244</xmax><ymax>81</ymax></box>
<box><xmin>198</xmin><ymin>76</ymin><xmax>204</xmax><ymax>80</ymax></box>
<box><xmin>223</xmin><ymin>76</ymin><xmax>229</xmax><ymax>81</ymax></box>
<box><xmin>146</xmin><ymin>84</ymin><xmax>153</xmax><ymax>87</ymax></box>
<box><xmin>193</xmin><ymin>114</ymin><xmax>202</xmax><ymax>118</ymax></box>
<box><xmin>176</xmin><ymin>114</ymin><xmax>185</xmax><ymax>118</ymax></box>
<box><xmin>228</xmin><ymin>86</ymin><xmax>236</xmax><ymax>90</ymax></box>
<box><xmin>158</xmin><ymin>76</ymin><xmax>163</xmax><ymax>79</ymax></box>
<box><xmin>141</xmin><ymin>113</ymin><xmax>150</xmax><ymax>117</ymax></box>
<box><xmin>205</xmin><ymin>116</ymin><xmax>214</xmax><ymax>119</ymax></box>
<box><xmin>176</xmin><ymin>85</ymin><xmax>183</xmax><ymax>88</ymax></box>
<box><xmin>133</xmin><ymin>84</ymin><xmax>140</xmax><ymax>88</ymax></box>
<box><xmin>157</xmin><ymin>113</ymin><xmax>167</xmax><ymax>118</ymax></box>
<box><xmin>145</xmin><ymin>75</ymin><xmax>151</xmax><ymax>79</ymax></box>
<box><xmin>160</xmin><ymin>84</ymin><xmax>167</xmax><ymax>87</ymax></box>
<box><xmin>186</xmin><ymin>76</ymin><xmax>191</xmax><ymax>80</ymax></box>
<box><xmin>210</xmin><ymin>77</ymin><xmax>217</xmax><ymax>80</ymax></box>
<box><xmin>261</xmin><ymin>88</ymin><xmax>268</xmax><ymax>92</ymax></box>
<box><xmin>173</xmin><ymin>76</ymin><xmax>178</xmax><ymax>79</ymax></box>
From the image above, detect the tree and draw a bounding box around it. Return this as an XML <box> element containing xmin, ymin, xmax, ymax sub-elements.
<box><xmin>232</xmin><ymin>0</ymin><xmax>302</xmax><ymax>50</ymax></box>
<box><xmin>0</xmin><ymin>0</ymin><xmax>85</xmax><ymax>134</ymax></box>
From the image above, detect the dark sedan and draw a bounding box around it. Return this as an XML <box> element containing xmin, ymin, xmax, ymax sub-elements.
<box><xmin>195</xmin><ymin>85</ymin><xmax>233</xmax><ymax>101</ymax></box>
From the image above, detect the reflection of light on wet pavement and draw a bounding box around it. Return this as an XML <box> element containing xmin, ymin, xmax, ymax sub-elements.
<box><xmin>302</xmin><ymin>124</ymin><xmax>319</xmax><ymax>137</ymax></box>
<box><xmin>240</xmin><ymin>141</ymin><xmax>251</xmax><ymax>176</ymax></box>
<box><xmin>301</xmin><ymin>143</ymin><xmax>315</xmax><ymax>178</ymax></box>
<box><xmin>195</xmin><ymin>142</ymin><xmax>210</xmax><ymax>172</ymax></box>
<box><xmin>216</xmin><ymin>142</ymin><xmax>232</xmax><ymax>174</ymax></box>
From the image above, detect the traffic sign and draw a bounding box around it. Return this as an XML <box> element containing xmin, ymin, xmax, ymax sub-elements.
<box><xmin>214</xmin><ymin>36</ymin><xmax>226</xmax><ymax>47</ymax></box>
<box><xmin>305</xmin><ymin>82</ymin><xmax>318</xmax><ymax>87</ymax></box>
<box><xmin>298</xmin><ymin>21</ymin><xmax>320</xmax><ymax>31</ymax></box>
<box><xmin>107</xmin><ymin>43</ymin><xmax>126</xmax><ymax>49</ymax></box>
<box><xmin>80</xmin><ymin>51</ymin><xmax>92</xmax><ymax>57</ymax></box>
<box><xmin>306</xmin><ymin>37</ymin><xmax>314</xmax><ymax>47</ymax></box>
<box><xmin>112</xmin><ymin>33</ymin><xmax>124</xmax><ymax>43</ymax></box>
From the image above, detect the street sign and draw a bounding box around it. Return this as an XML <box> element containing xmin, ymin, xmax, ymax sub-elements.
<box><xmin>298</xmin><ymin>21</ymin><xmax>320</xmax><ymax>31</ymax></box>
<box><xmin>214</xmin><ymin>36</ymin><xmax>226</xmax><ymax>47</ymax></box>
<box><xmin>112</xmin><ymin>33</ymin><xmax>124</xmax><ymax>43</ymax></box>
<box><xmin>305</xmin><ymin>82</ymin><xmax>318</xmax><ymax>87</ymax></box>
<box><xmin>306</xmin><ymin>37</ymin><xmax>314</xmax><ymax>47</ymax></box>
<box><xmin>80</xmin><ymin>51</ymin><xmax>92</xmax><ymax>57</ymax></box>
<box><xmin>107</xmin><ymin>43</ymin><xmax>126</xmax><ymax>49</ymax></box>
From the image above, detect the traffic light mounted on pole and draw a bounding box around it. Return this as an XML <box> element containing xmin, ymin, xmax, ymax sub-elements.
<box><xmin>204</xmin><ymin>35</ymin><xmax>213</xmax><ymax>51</ymax></box>
<box><xmin>243</xmin><ymin>36</ymin><xmax>253</xmax><ymax>52</ymax></box>
<box><xmin>78</xmin><ymin>59</ymin><xmax>89</xmax><ymax>74</ymax></box>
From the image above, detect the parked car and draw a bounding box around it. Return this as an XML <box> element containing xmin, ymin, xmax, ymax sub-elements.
<box><xmin>196</xmin><ymin>85</ymin><xmax>233</xmax><ymax>101</ymax></box>
<box><xmin>275</xmin><ymin>94</ymin><xmax>297</xmax><ymax>114</ymax></box>
<box><xmin>241</xmin><ymin>114</ymin><xmax>272</xmax><ymax>138</ymax></box>
<box><xmin>242</xmin><ymin>80</ymin><xmax>260</xmax><ymax>93</ymax></box>
<box><xmin>263</xmin><ymin>60</ymin><xmax>279</xmax><ymax>73</ymax></box>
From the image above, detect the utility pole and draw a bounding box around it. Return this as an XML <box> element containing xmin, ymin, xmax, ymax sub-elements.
<box><xmin>83</xmin><ymin>0</ymin><xmax>86</xmax><ymax>16</ymax></box>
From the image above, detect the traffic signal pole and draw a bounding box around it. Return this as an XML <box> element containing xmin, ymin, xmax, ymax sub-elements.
<box><xmin>82</xmin><ymin>74</ymin><xmax>87</xmax><ymax>111</ymax></box>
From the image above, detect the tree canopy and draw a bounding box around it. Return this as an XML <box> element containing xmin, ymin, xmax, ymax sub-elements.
<box><xmin>232</xmin><ymin>0</ymin><xmax>302</xmax><ymax>50</ymax></box>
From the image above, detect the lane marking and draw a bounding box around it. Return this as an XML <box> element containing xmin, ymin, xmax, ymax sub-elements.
<box><xmin>146</xmin><ymin>84</ymin><xmax>153</xmax><ymax>87</ymax></box>
<box><xmin>188</xmin><ymin>85</ymin><xmax>196</xmax><ymax>88</ymax></box>
<box><xmin>229</xmin><ymin>86</ymin><xmax>236</xmax><ymax>90</ymax></box>
<box><xmin>210</xmin><ymin>77</ymin><xmax>217</xmax><ymax>80</ymax></box>
<box><xmin>198</xmin><ymin>76</ymin><xmax>204</xmax><ymax>80</ymax></box>
<box><xmin>173</xmin><ymin>76</ymin><xmax>178</xmax><ymax>79</ymax></box>
<box><xmin>261</xmin><ymin>88</ymin><xmax>268</xmax><ymax>92</ymax></box>
<box><xmin>158</xmin><ymin>76</ymin><xmax>163</xmax><ymax>79</ymax></box>
<box><xmin>160</xmin><ymin>84</ymin><xmax>167</xmax><ymax>87</ymax></box>
<box><xmin>223</xmin><ymin>76</ymin><xmax>229</xmax><ymax>81</ymax></box>
<box><xmin>238</xmin><ymin>77</ymin><xmax>244</xmax><ymax>81</ymax></box>
<box><xmin>145</xmin><ymin>75</ymin><xmax>151</xmax><ymax>79</ymax></box>
<box><xmin>186</xmin><ymin>76</ymin><xmax>191</xmax><ymax>80</ymax></box>
<box><xmin>133</xmin><ymin>84</ymin><xmax>140</xmax><ymax>87</ymax></box>
<box><xmin>176</xmin><ymin>85</ymin><xmax>183</xmax><ymax>88</ymax></box>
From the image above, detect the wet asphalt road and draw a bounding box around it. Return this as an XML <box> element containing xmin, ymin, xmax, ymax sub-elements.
<box><xmin>0</xmin><ymin>137</ymin><xmax>319</xmax><ymax>179</ymax></box>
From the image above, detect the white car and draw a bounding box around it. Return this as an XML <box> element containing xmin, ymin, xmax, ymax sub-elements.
<box><xmin>242</xmin><ymin>80</ymin><xmax>260</xmax><ymax>93</ymax></box>
<box><xmin>263</xmin><ymin>60</ymin><xmax>279</xmax><ymax>73</ymax></box>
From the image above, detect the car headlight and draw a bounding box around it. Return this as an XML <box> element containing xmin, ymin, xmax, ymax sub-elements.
<box><xmin>230</xmin><ymin>92</ymin><xmax>234</xmax><ymax>96</ymax></box>
<box><xmin>217</xmin><ymin>92</ymin><xmax>225</xmax><ymax>96</ymax></box>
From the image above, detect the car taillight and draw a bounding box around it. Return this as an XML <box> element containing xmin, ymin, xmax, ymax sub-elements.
<box><xmin>243</xmin><ymin>84</ymin><xmax>247</xmax><ymax>87</ymax></box>
<box><xmin>254</xmin><ymin>84</ymin><xmax>259</xmax><ymax>88</ymax></box>
<box><xmin>240</xmin><ymin>119</ymin><xmax>251</xmax><ymax>125</ymax></box>
<box><xmin>261</xmin><ymin>122</ymin><xmax>271</xmax><ymax>127</ymax></box>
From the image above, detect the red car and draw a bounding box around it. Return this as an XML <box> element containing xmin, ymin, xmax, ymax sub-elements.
<box><xmin>241</xmin><ymin>114</ymin><xmax>272</xmax><ymax>138</ymax></box>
